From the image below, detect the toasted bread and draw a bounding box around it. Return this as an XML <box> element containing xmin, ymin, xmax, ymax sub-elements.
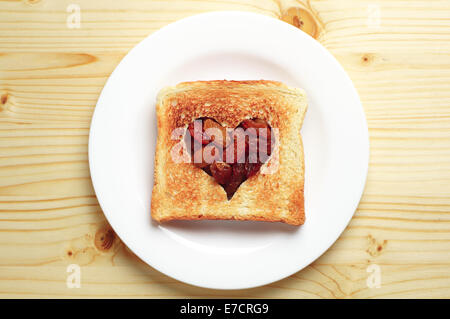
<box><xmin>151</xmin><ymin>80</ymin><xmax>307</xmax><ymax>225</ymax></box>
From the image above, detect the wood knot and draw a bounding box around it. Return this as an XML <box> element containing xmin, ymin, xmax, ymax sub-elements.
<box><xmin>1</xmin><ymin>93</ymin><xmax>8</xmax><ymax>105</ymax></box>
<box><xmin>94</xmin><ymin>226</ymin><xmax>116</xmax><ymax>251</ymax></box>
<box><xmin>366</xmin><ymin>235</ymin><xmax>387</xmax><ymax>257</ymax></box>
<box><xmin>281</xmin><ymin>7</ymin><xmax>322</xmax><ymax>39</ymax></box>
<box><xmin>361</xmin><ymin>53</ymin><xmax>375</xmax><ymax>65</ymax></box>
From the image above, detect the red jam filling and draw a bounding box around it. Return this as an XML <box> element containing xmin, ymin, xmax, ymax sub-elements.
<box><xmin>185</xmin><ymin>118</ymin><xmax>274</xmax><ymax>199</ymax></box>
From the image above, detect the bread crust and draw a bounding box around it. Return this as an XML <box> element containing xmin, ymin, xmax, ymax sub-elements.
<box><xmin>151</xmin><ymin>80</ymin><xmax>307</xmax><ymax>225</ymax></box>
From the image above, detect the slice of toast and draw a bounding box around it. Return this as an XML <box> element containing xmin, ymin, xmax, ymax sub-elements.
<box><xmin>151</xmin><ymin>80</ymin><xmax>307</xmax><ymax>225</ymax></box>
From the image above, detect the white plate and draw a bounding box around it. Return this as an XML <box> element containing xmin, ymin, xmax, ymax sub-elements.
<box><xmin>89</xmin><ymin>11</ymin><xmax>369</xmax><ymax>290</ymax></box>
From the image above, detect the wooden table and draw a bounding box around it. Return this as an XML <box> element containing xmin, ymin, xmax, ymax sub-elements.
<box><xmin>1</xmin><ymin>0</ymin><xmax>449</xmax><ymax>298</ymax></box>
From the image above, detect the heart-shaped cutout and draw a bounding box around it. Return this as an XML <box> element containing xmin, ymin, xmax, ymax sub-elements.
<box><xmin>184</xmin><ymin>118</ymin><xmax>275</xmax><ymax>199</ymax></box>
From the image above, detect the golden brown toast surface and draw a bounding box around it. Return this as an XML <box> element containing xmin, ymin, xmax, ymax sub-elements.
<box><xmin>151</xmin><ymin>80</ymin><xmax>307</xmax><ymax>225</ymax></box>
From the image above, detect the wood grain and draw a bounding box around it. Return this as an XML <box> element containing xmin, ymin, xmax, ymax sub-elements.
<box><xmin>1</xmin><ymin>0</ymin><xmax>450</xmax><ymax>298</ymax></box>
